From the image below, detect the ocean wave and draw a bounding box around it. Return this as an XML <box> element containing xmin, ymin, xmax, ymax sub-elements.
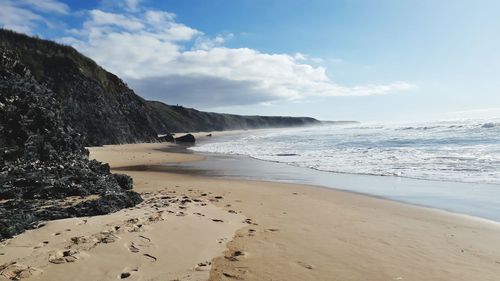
<box><xmin>482</xmin><ymin>122</ymin><xmax>499</xmax><ymax>128</ymax></box>
<box><xmin>190</xmin><ymin>120</ymin><xmax>500</xmax><ymax>185</ymax></box>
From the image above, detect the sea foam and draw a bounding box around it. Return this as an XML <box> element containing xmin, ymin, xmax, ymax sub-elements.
<box><xmin>190</xmin><ymin>119</ymin><xmax>500</xmax><ymax>185</ymax></box>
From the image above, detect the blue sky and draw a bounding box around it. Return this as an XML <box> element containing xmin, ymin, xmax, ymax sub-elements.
<box><xmin>1</xmin><ymin>0</ymin><xmax>499</xmax><ymax>122</ymax></box>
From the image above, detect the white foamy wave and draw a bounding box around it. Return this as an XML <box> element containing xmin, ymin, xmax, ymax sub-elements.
<box><xmin>190</xmin><ymin>120</ymin><xmax>500</xmax><ymax>185</ymax></box>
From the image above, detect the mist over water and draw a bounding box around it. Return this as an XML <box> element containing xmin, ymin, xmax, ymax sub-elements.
<box><xmin>190</xmin><ymin>119</ymin><xmax>500</xmax><ymax>185</ymax></box>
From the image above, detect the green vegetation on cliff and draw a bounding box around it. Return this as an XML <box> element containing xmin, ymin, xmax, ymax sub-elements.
<box><xmin>0</xmin><ymin>29</ymin><xmax>326</xmax><ymax>145</ymax></box>
<box><xmin>148</xmin><ymin>101</ymin><xmax>320</xmax><ymax>133</ymax></box>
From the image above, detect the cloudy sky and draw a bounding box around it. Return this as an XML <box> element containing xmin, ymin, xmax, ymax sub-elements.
<box><xmin>1</xmin><ymin>0</ymin><xmax>499</xmax><ymax>122</ymax></box>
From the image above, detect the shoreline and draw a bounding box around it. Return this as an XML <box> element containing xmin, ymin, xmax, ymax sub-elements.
<box><xmin>96</xmin><ymin>142</ymin><xmax>500</xmax><ymax>280</ymax></box>
<box><xmin>117</xmin><ymin>157</ymin><xmax>500</xmax><ymax>229</ymax></box>
<box><xmin>1</xmin><ymin>141</ymin><xmax>500</xmax><ymax>280</ymax></box>
<box><xmin>143</xmin><ymin>140</ymin><xmax>500</xmax><ymax>223</ymax></box>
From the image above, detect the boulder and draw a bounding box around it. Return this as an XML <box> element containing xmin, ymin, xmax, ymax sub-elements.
<box><xmin>175</xmin><ymin>134</ymin><xmax>196</xmax><ymax>143</ymax></box>
<box><xmin>113</xmin><ymin>173</ymin><xmax>134</xmax><ymax>190</ymax></box>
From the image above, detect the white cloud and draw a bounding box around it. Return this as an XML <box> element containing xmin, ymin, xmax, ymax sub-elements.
<box><xmin>0</xmin><ymin>0</ymin><xmax>69</xmax><ymax>34</ymax></box>
<box><xmin>294</xmin><ymin>52</ymin><xmax>324</xmax><ymax>64</ymax></box>
<box><xmin>0</xmin><ymin>4</ymin><xmax>42</xmax><ymax>33</ymax></box>
<box><xmin>60</xmin><ymin>7</ymin><xmax>414</xmax><ymax>107</ymax></box>
<box><xmin>125</xmin><ymin>0</ymin><xmax>141</xmax><ymax>12</ymax></box>
<box><xmin>193</xmin><ymin>33</ymin><xmax>233</xmax><ymax>50</ymax></box>
<box><xmin>22</xmin><ymin>0</ymin><xmax>69</xmax><ymax>14</ymax></box>
<box><xmin>87</xmin><ymin>9</ymin><xmax>145</xmax><ymax>31</ymax></box>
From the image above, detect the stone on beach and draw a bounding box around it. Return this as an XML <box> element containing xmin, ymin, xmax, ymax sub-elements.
<box><xmin>174</xmin><ymin>134</ymin><xmax>196</xmax><ymax>143</ymax></box>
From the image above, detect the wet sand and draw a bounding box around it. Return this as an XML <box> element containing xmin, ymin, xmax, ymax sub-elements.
<box><xmin>2</xmin><ymin>142</ymin><xmax>500</xmax><ymax>280</ymax></box>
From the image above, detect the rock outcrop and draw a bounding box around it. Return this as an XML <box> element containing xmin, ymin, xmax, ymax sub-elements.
<box><xmin>0</xmin><ymin>29</ymin><xmax>159</xmax><ymax>146</ymax></box>
<box><xmin>0</xmin><ymin>29</ymin><xmax>324</xmax><ymax>144</ymax></box>
<box><xmin>0</xmin><ymin>29</ymin><xmax>341</xmax><ymax>240</ymax></box>
<box><xmin>0</xmin><ymin>49</ymin><xmax>142</xmax><ymax>240</ymax></box>
<box><xmin>175</xmin><ymin>134</ymin><xmax>196</xmax><ymax>143</ymax></box>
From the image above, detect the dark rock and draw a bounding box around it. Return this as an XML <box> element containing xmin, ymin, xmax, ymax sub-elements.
<box><xmin>0</xmin><ymin>29</ymin><xmax>323</xmax><ymax>145</ymax></box>
<box><xmin>0</xmin><ymin>29</ymin><xmax>158</xmax><ymax>146</ymax></box>
<box><xmin>175</xmin><ymin>134</ymin><xmax>195</xmax><ymax>143</ymax></box>
<box><xmin>0</xmin><ymin>48</ymin><xmax>142</xmax><ymax>240</ymax></box>
<box><xmin>157</xmin><ymin>134</ymin><xmax>174</xmax><ymax>143</ymax></box>
<box><xmin>113</xmin><ymin>174</ymin><xmax>133</xmax><ymax>190</ymax></box>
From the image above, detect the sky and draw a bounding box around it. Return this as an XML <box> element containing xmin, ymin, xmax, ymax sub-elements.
<box><xmin>1</xmin><ymin>0</ymin><xmax>499</xmax><ymax>122</ymax></box>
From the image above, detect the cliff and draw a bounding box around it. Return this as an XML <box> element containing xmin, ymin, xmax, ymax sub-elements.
<box><xmin>0</xmin><ymin>49</ymin><xmax>142</xmax><ymax>240</ymax></box>
<box><xmin>148</xmin><ymin>101</ymin><xmax>321</xmax><ymax>133</ymax></box>
<box><xmin>0</xmin><ymin>29</ymin><xmax>158</xmax><ymax>146</ymax></box>
<box><xmin>0</xmin><ymin>29</ymin><xmax>324</xmax><ymax>145</ymax></box>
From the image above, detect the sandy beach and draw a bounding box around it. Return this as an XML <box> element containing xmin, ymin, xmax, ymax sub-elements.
<box><xmin>2</xmin><ymin>141</ymin><xmax>500</xmax><ymax>281</ymax></box>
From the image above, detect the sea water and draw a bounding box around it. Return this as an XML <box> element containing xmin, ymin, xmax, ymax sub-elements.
<box><xmin>190</xmin><ymin>119</ymin><xmax>500</xmax><ymax>185</ymax></box>
<box><xmin>182</xmin><ymin>119</ymin><xmax>500</xmax><ymax>221</ymax></box>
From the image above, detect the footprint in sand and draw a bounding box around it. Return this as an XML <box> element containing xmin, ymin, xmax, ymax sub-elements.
<box><xmin>124</xmin><ymin>218</ymin><xmax>146</xmax><ymax>233</ymax></box>
<box><xmin>217</xmin><ymin>238</ymin><xmax>228</xmax><ymax>244</ymax></box>
<box><xmin>48</xmin><ymin>250</ymin><xmax>80</xmax><ymax>264</ymax></box>
<box><xmin>225</xmin><ymin>250</ymin><xmax>245</xmax><ymax>261</ymax></box>
<box><xmin>119</xmin><ymin>267</ymin><xmax>139</xmax><ymax>279</ymax></box>
<box><xmin>0</xmin><ymin>262</ymin><xmax>42</xmax><ymax>280</ymax></box>
<box><xmin>94</xmin><ymin>232</ymin><xmax>120</xmax><ymax>244</ymax></box>
<box><xmin>194</xmin><ymin>261</ymin><xmax>211</xmax><ymax>271</ymax></box>
<box><xmin>176</xmin><ymin>211</ymin><xmax>187</xmax><ymax>216</ymax></box>
<box><xmin>138</xmin><ymin>235</ymin><xmax>151</xmax><ymax>243</ymax></box>
<box><xmin>127</xmin><ymin>242</ymin><xmax>140</xmax><ymax>253</ymax></box>
<box><xmin>70</xmin><ymin>236</ymin><xmax>91</xmax><ymax>245</ymax></box>
<box><xmin>128</xmin><ymin>224</ymin><xmax>144</xmax><ymax>233</ymax></box>
<box><xmin>222</xmin><ymin>272</ymin><xmax>242</xmax><ymax>279</ymax></box>
<box><xmin>297</xmin><ymin>261</ymin><xmax>314</xmax><ymax>270</ymax></box>
<box><xmin>243</xmin><ymin>218</ymin><xmax>258</xmax><ymax>225</ymax></box>
<box><xmin>147</xmin><ymin>212</ymin><xmax>164</xmax><ymax>222</ymax></box>
<box><xmin>143</xmin><ymin>254</ymin><xmax>157</xmax><ymax>262</ymax></box>
<box><xmin>33</xmin><ymin>241</ymin><xmax>49</xmax><ymax>249</ymax></box>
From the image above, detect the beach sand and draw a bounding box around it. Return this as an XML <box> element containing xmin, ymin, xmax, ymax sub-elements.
<box><xmin>2</xmin><ymin>142</ymin><xmax>500</xmax><ymax>280</ymax></box>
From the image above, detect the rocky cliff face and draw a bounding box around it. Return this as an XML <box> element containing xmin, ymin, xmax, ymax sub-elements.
<box><xmin>0</xmin><ymin>29</ymin><xmax>159</xmax><ymax>146</ymax></box>
<box><xmin>0</xmin><ymin>29</ymin><xmax>324</xmax><ymax>143</ymax></box>
<box><xmin>0</xmin><ymin>49</ymin><xmax>142</xmax><ymax>240</ymax></box>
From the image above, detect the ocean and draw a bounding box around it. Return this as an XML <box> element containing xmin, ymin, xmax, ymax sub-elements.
<box><xmin>190</xmin><ymin>119</ymin><xmax>500</xmax><ymax>185</ymax></box>
<box><xmin>178</xmin><ymin>119</ymin><xmax>500</xmax><ymax>221</ymax></box>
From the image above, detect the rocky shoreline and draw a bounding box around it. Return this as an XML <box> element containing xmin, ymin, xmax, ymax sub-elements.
<box><xmin>0</xmin><ymin>50</ymin><xmax>142</xmax><ymax>240</ymax></box>
<box><xmin>0</xmin><ymin>28</ymin><xmax>333</xmax><ymax>241</ymax></box>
